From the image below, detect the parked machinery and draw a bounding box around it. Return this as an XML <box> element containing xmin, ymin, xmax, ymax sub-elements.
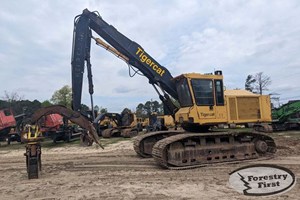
<box><xmin>145</xmin><ymin>113</ymin><xmax>174</xmax><ymax>132</ymax></box>
<box><xmin>136</xmin><ymin>117</ymin><xmax>149</xmax><ymax>131</ymax></box>
<box><xmin>29</xmin><ymin>105</ymin><xmax>102</xmax><ymax>147</ymax></box>
<box><xmin>0</xmin><ymin>109</ymin><xmax>17</xmax><ymax>142</ymax></box>
<box><xmin>38</xmin><ymin>114</ymin><xmax>82</xmax><ymax>143</ymax></box>
<box><xmin>137</xmin><ymin>114</ymin><xmax>175</xmax><ymax>132</ymax></box>
<box><xmin>0</xmin><ymin>109</ymin><xmax>26</xmax><ymax>144</ymax></box>
<box><xmin>71</xmin><ymin>9</ymin><xmax>276</xmax><ymax>169</ymax></box>
<box><xmin>272</xmin><ymin>100</ymin><xmax>300</xmax><ymax>131</ymax></box>
<box><xmin>21</xmin><ymin>105</ymin><xmax>103</xmax><ymax>179</ymax></box>
<box><xmin>94</xmin><ymin>110</ymin><xmax>138</xmax><ymax>138</ymax></box>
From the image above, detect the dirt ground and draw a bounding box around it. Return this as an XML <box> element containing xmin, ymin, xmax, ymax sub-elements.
<box><xmin>0</xmin><ymin>131</ymin><xmax>299</xmax><ymax>200</ymax></box>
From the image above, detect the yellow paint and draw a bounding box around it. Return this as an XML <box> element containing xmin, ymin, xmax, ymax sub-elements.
<box><xmin>174</xmin><ymin>73</ymin><xmax>272</xmax><ymax>126</ymax></box>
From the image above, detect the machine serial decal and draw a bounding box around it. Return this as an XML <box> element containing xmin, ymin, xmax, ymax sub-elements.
<box><xmin>136</xmin><ymin>47</ymin><xmax>166</xmax><ymax>77</ymax></box>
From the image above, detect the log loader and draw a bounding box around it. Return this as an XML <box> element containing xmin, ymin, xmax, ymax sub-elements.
<box><xmin>71</xmin><ymin>9</ymin><xmax>276</xmax><ymax>169</ymax></box>
<box><xmin>22</xmin><ymin>105</ymin><xmax>102</xmax><ymax>179</ymax></box>
<box><xmin>0</xmin><ymin>109</ymin><xmax>26</xmax><ymax>144</ymax></box>
<box><xmin>94</xmin><ymin>110</ymin><xmax>138</xmax><ymax>138</ymax></box>
<box><xmin>0</xmin><ymin>109</ymin><xmax>18</xmax><ymax>143</ymax></box>
<box><xmin>272</xmin><ymin>100</ymin><xmax>300</xmax><ymax>131</ymax></box>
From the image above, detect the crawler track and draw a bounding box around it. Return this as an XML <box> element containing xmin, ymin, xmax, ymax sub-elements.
<box><xmin>151</xmin><ymin>131</ymin><xmax>276</xmax><ymax>169</ymax></box>
<box><xmin>134</xmin><ymin>131</ymin><xmax>183</xmax><ymax>158</ymax></box>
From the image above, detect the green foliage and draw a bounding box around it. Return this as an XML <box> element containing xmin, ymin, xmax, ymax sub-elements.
<box><xmin>99</xmin><ymin>107</ymin><xmax>107</xmax><ymax>114</ymax></box>
<box><xmin>91</xmin><ymin>105</ymin><xmax>107</xmax><ymax>114</ymax></box>
<box><xmin>50</xmin><ymin>85</ymin><xmax>72</xmax><ymax>108</ymax></box>
<box><xmin>80</xmin><ymin>104</ymin><xmax>90</xmax><ymax>113</ymax></box>
<box><xmin>0</xmin><ymin>99</ymin><xmax>41</xmax><ymax>115</ymax></box>
<box><xmin>136</xmin><ymin>103</ymin><xmax>144</xmax><ymax>118</ymax></box>
<box><xmin>135</xmin><ymin>100</ymin><xmax>163</xmax><ymax>118</ymax></box>
<box><xmin>41</xmin><ymin>100</ymin><xmax>52</xmax><ymax>107</ymax></box>
<box><xmin>94</xmin><ymin>105</ymin><xmax>100</xmax><ymax>112</ymax></box>
<box><xmin>121</xmin><ymin>107</ymin><xmax>132</xmax><ymax>114</ymax></box>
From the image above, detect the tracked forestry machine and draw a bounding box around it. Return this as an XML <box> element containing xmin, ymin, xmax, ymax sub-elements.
<box><xmin>94</xmin><ymin>111</ymin><xmax>138</xmax><ymax>138</ymax></box>
<box><xmin>272</xmin><ymin>100</ymin><xmax>300</xmax><ymax>131</ymax></box>
<box><xmin>71</xmin><ymin>9</ymin><xmax>276</xmax><ymax>169</ymax></box>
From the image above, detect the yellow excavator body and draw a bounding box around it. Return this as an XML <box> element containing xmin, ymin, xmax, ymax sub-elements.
<box><xmin>175</xmin><ymin>73</ymin><xmax>272</xmax><ymax>127</ymax></box>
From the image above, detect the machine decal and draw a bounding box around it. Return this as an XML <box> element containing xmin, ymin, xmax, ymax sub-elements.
<box><xmin>136</xmin><ymin>47</ymin><xmax>165</xmax><ymax>77</ymax></box>
<box><xmin>200</xmin><ymin>112</ymin><xmax>215</xmax><ymax>117</ymax></box>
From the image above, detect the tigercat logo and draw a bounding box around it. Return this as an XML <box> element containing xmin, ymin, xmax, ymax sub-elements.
<box><xmin>136</xmin><ymin>47</ymin><xmax>165</xmax><ymax>77</ymax></box>
<box><xmin>200</xmin><ymin>112</ymin><xmax>215</xmax><ymax>117</ymax></box>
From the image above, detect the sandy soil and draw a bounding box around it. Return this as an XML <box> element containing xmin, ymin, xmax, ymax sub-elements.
<box><xmin>0</xmin><ymin>131</ymin><xmax>299</xmax><ymax>200</ymax></box>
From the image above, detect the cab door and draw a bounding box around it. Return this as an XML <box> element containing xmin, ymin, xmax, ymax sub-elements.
<box><xmin>191</xmin><ymin>79</ymin><xmax>216</xmax><ymax>120</ymax></box>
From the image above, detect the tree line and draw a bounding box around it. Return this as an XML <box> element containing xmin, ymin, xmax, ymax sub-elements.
<box><xmin>0</xmin><ymin>86</ymin><xmax>163</xmax><ymax>118</ymax></box>
<box><xmin>1</xmin><ymin>72</ymin><xmax>271</xmax><ymax>116</ymax></box>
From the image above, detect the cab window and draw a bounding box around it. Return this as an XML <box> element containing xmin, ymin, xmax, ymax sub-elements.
<box><xmin>214</xmin><ymin>80</ymin><xmax>224</xmax><ymax>105</ymax></box>
<box><xmin>191</xmin><ymin>79</ymin><xmax>214</xmax><ymax>106</ymax></box>
<box><xmin>176</xmin><ymin>78</ymin><xmax>193</xmax><ymax>107</ymax></box>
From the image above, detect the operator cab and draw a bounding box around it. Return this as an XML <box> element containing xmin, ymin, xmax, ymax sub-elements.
<box><xmin>174</xmin><ymin>71</ymin><xmax>227</xmax><ymax>131</ymax></box>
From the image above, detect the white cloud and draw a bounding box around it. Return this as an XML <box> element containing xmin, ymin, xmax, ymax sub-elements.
<box><xmin>0</xmin><ymin>0</ymin><xmax>300</xmax><ymax>111</ymax></box>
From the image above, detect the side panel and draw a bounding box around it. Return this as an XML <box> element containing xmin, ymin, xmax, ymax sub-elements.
<box><xmin>196</xmin><ymin>106</ymin><xmax>216</xmax><ymax>119</ymax></box>
<box><xmin>226</xmin><ymin>95</ymin><xmax>272</xmax><ymax>123</ymax></box>
<box><xmin>176</xmin><ymin>95</ymin><xmax>272</xmax><ymax>125</ymax></box>
<box><xmin>237</xmin><ymin>97</ymin><xmax>260</xmax><ymax>120</ymax></box>
<box><xmin>228</xmin><ymin>98</ymin><xmax>237</xmax><ymax>120</ymax></box>
<box><xmin>259</xmin><ymin>95</ymin><xmax>272</xmax><ymax>121</ymax></box>
<box><xmin>176</xmin><ymin>106</ymin><xmax>228</xmax><ymax>125</ymax></box>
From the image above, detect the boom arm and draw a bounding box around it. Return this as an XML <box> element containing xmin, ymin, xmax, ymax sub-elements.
<box><xmin>72</xmin><ymin>9</ymin><xmax>178</xmax><ymax>115</ymax></box>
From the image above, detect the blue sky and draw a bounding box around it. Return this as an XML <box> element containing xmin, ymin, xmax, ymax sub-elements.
<box><xmin>1</xmin><ymin>0</ymin><xmax>300</xmax><ymax>112</ymax></box>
